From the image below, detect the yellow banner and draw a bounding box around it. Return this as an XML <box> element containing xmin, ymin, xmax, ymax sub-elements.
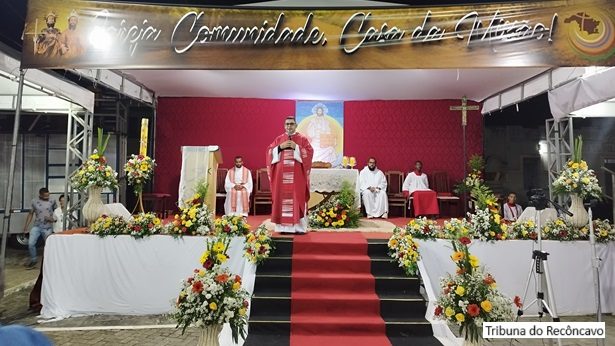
<box><xmin>139</xmin><ymin>118</ymin><xmax>148</xmax><ymax>156</ymax></box>
<box><xmin>21</xmin><ymin>0</ymin><xmax>615</xmax><ymax>69</ymax></box>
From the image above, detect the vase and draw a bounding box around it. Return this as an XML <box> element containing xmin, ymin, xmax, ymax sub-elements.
<box><xmin>83</xmin><ymin>185</ymin><xmax>105</xmax><ymax>225</ymax></box>
<box><xmin>567</xmin><ymin>194</ymin><xmax>589</xmax><ymax>228</ymax></box>
<box><xmin>197</xmin><ymin>325</ymin><xmax>222</xmax><ymax>346</ymax></box>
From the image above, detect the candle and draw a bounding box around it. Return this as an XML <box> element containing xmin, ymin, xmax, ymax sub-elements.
<box><xmin>139</xmin><ymin>118</ymin><xmax>149</xmax><ymax>156</ymax></box>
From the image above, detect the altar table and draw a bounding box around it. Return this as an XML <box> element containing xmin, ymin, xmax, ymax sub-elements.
<box><xmin>418</xmin><ymin>239</ymin><xmax>615</xmax><ymax>317</ymax></box>
<box><xmin>41</xmin><ymin>234</ymin><xmax>255</xmax><ymax>321</ymax></box>
<box><xmin>309</xmin><ymin>168</ymin><xmax>360</xmax><ymax>209</ymax></box>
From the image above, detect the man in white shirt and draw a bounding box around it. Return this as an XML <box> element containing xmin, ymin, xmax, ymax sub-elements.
<box><xmin>359</xmin><ymin>157</ymin><xmax>388</xmax><ymax>218</ymax></box>
<box><xmin>224</xmin><ymin>156</ymin><xmax>253</xmax><ymax>217</ymax></box>
<box><xmin>402</xmin><ymin>161</ymin><xmax>439</xmax><ymax>217</ymax></box>
<box><xmin>503</xmin><ymin>192</ymin><xmax>523</xmax><ymax>222</ymax></box>
<box><xmin>53</xmin><ymin>194</ymin><xmax>66</xmax><ymax>233</ymax></box>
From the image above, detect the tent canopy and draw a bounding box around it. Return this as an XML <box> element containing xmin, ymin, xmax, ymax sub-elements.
<box><xmin>0</xmin><ymin>51</ymin><xmax>94</xmax><ymax>112</ymax></box>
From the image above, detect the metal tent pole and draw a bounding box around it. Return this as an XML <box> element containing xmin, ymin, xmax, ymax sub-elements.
<box><xmin>0</xmin><ymin>69</ymin><xmax>26</xmax><ymax>299</ymax></box>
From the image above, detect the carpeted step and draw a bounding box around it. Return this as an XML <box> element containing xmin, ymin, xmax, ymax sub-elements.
<box><xmin>291</xmin><ymin>315</ymin><xmax>387</xmax><ymax>336</ymax></box>
<box><xmin>291</xmin><ymin>272</ymin><xmax>375</xmax><ymax>292</ymax></box>
<box><xmin>291</xmin><ymin>292</ymin><xmax>381</xmax><ymax>316</ymax></box>
<box><xmin>290</xmin><ymin>335</ymin><xmax>392</xmax><ymax>346</ymax></box>
<box><xmin>293</xmin><ymin>253</ymin><xmax>371</xmax><ymax>273</ymax></box>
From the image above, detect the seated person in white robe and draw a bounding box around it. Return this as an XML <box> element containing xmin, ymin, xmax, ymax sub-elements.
<box><xmin>224</xmin><ymin>156</ymin><xmax>253</xmax><ymax>217</ymax></box>
<box><xmin>402</xmin><ymin>160</ymin><xmax>439</xmax><ymax>216</ymax></box>
<box><xmin>359</xmin><ymin>157</ymin><xmax>388</xmax><ymax>218</ymax></box>
<box><xmin>502</xmin><ymin>192</ymin><xmax>523</xmax><ymax>222</ymax></box>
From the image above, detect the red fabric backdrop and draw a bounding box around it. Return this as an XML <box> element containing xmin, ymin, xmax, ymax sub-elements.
<box><xmin>154</xmin><ymin>98</ymin><xmax>482</xmax><ymax>202</ymax></box>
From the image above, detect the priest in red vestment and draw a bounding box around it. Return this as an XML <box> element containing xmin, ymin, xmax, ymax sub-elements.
<box><xmin>402</xmin><ymin>161</ymin><xmax>440</xmax><ymax>217</ymax></box>
<box><xmin>267</xmin><ymin>116</ymin><xmax>314</xmax><ymax>234</ymax></box>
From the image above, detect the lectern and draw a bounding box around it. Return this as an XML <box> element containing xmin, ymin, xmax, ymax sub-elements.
<box><xmin>178</xmin><ymin>146</ymin><xmax>223</xmax><ymax>210</ymax></box>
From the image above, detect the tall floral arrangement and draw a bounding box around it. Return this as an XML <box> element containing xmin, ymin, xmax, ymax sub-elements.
<box><xmin>172</xmin><ymin>236</ymin><xmax>249</xmax><ymax>343</ymax></box>
<box><xmin>308</xmin><ymin>181</ymin><xmax>360</xmax><ymax>228</ymax></box>
<box><xmin>454</xmin><ymin>154</ymin><xmax>485</xmax><ymax>194</ymax></box>
<box><xmin>166</xmin><ymin>194</ymin><xmax>214</xmax><ymax>237</ymax></box>
<box><xmin>552</xmin><ymin>136</ymin><xmax>601</xmax><ymax>199</ymax></box>
<box><xmin>71</xmin><ymin>129</ymin><xmax>118</xmax><ymax>191</ymax></box>
<box><xmin>433</xmin><ymin>236</ymin><xmax>517</xmax><ymax>342</ymax></box>
<box><xmin>387</xmin><ymin>226</ymin><xmax>421</xmax><ymax>276</ymax></box>
<box><xmin>124</xmin><ymin>154</ymin><xmax>156</xmax><ymax>213</ymax></box>
<box><xmin>125</xmin><ymin>154</ymin><xmax>156</xmax><ymax>193</ymax></box>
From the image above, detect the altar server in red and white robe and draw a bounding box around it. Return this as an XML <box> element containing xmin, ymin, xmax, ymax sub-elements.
<box><xmin>359</xmin><ymin>157</ymin><xmax>388</xmax><ymax>218</ymax></box>
<box><xmin>224</xmin><ymin>156</ymin><xmax>253</xmax><ymax>217</ymax></box>
<box><xmin>503</xmin><ymin>192</ymin><xmax>523</xmax><ymax>222</ymax></box>
<box><xmin>267</xmin><ymin>116</ymin><xmax>314</xmax><ymax>234</ymax></box>
<box><xmin>402</xmin><ymin>161</ymin><xmax>440</xmax><ymax>217</ymax></box>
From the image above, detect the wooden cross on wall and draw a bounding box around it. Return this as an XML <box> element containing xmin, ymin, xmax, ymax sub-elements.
<box><xmin>450</xmin><ymin>96</ymin><xmax>479</xmax><ymax>214</ymax></box>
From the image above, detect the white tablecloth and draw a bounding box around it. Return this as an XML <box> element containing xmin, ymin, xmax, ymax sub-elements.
<box><xmin>310</xmin><ymin>168</ymin><xmax>360</xmax><ymax>207</ymax></box>
<box><xmin>418</xmin><ymin>239</ymin><xmax>615</xmax><ymax>317</ymax></box>
<box><xmin>41</xmin><ymin>234</ymin><xmax>255</xmax><ymax>345</ymax></box>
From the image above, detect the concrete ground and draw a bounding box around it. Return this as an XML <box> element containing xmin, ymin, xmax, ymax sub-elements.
<box><xmin>1</xmin><ymin>247</ymin><xmax>614</xmax><ymax>345</ymax></box>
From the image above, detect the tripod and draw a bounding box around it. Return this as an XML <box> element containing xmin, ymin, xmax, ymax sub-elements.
<box><xmin>515</xmin><ymin>203</ymin><xmax>562</xmax><ymax>346</ymax></box>
<box><xmin>588</xmin><ymin>205</ymin><xmax>606</xmax><ymax>346</ymax></box>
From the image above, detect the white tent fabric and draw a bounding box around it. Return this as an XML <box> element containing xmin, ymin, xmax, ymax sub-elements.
<box><xmin>0</xmin><ymin>51</ymin><xmax>94</xmax><ymax>112</ymax></box>
<box><xmin>548</xmin><ymin>67</ymin><xmax>615</xmax><ymax>120</ymax></box>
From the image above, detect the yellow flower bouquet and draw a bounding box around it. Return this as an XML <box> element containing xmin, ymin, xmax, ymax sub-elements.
<box><xmin>244</xmin><ymin>225</ymin><xmax>275</xmax><ymax>265</ymax></box>
<box><xmin>172</xmin><ymin>236</ymin><xmax>249</xmax><ymax>343</ymax></box>
<box><xmin>434</xmin><ymin>236</ymin><xmax>517</xmax><ymax>342</ymax></box>
<box><xmin>387</xmin><ymin>227</ymin><xmax>420</xmax><ymax>276</ymax></box>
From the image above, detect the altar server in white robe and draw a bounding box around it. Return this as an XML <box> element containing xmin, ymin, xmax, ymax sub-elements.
<box><xmin>359</xmin><ymin>157</ymin><xmax>388</xmax><ymax>218</ymax></box>
<box><xmin>224</xmin><ymin>156</ymin><xmax>253</xmax><ymax>217</ymax></box>
<box><xmin>402</xmin><ymin>161</ymin><xmax>439</xmax><ymax>216</ymax></box>
<box><xmin>503</xmin><ymin>192</ymin><xmax>523</xmax><ymax>222</ymax></box>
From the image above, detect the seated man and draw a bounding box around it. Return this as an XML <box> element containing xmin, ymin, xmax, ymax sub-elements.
<box><xmin>503</xmin><ymin>192</ymin><xmax>523</xmax><ymax>222</ymax></box>
<box><xmin>224</xmin><ymin>156</ymin><xmax>253</xmax><ymax>217</ymax></box>
<box><xmin>359</xmin><ymin>157</ymin><xmax>388</xmax><ymax>218</ymax></box>
<box><xmin>402</xmin><ymin>161</ymin><xmax>439</xmax><ymax>217</ymax></box>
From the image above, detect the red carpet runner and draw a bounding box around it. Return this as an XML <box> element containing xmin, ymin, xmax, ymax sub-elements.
<box><xmin>290</xmin><ymin>232</ymin><xmax>391</xmax><ymax>346</ymax></box>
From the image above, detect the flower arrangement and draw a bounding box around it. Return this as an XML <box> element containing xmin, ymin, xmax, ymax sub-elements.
<box><xmin>244</xmin><ymin>225</ymin><xmax>274</xmax><ymax>265</ymax></box>
<box><xmin>308</xmin><ymin>181</ymin><xmax>360</xmax><ymax>228</ymax></box>
<box><xmin>89</xmin><ymin>215</ymin><xmax>129</xmax><ymax>237</ymax></box>
<box><xmin>172</xmin><ymin>236</ymin><xmax>249</xmax><ymax>343</ymax></box>
<box><xmin>454</xmin><ymin>154</ymin><xmax>485</xmax><ymax>194</ymax></box>
<box><xmin>508</xmin><ymin>220</ymin><xmax>538</xmax><ymax>240</ymax></box>
<box><xmin>127</xmin><ymin>212</ymin><xmax>162</xmax><ymax>238</ymax></box>
<box><xmin>387</xmin><ymin>227</ymin><xmax>421</xmax><ymax>276</ymax></box>
<box><xmin>166</xmin><ymin>194</ymin><xmax>214</xmax><ymax>237</ymax></box>
<box><xmin>71</xmin><ymin>128</ymin><xmax>118</xmax><ymax>191</ymax></box>
<box><xmin>405</xmin><ymin>217</ymin><xmax>443</xmax><ymax>240</ymax></box>
<box><xmin>552</xmin><ymin>136</ymin><xmax>602</xmax><ymax>199</ymax></box>
<box><xmin>469</xmin><ymin>208</ymin><xmax>509</xmax><ymax>241</ymax></box>
<box><xmin>586</xmin><ymin>219</ymin><xmax>615</xmax><ymax>243</ymax></box>
<box><xmin>541</xmin><ymin>218</ymin><xmax>584</xmax><ymax>241</ymax></box>
<box><xmin>442</xmin><ymin>218</ymin><xmax>475</xmax><ymax>239</ymax></box>
<box><xmin>433</xmin><ymin>236</ymin><xmax>517</xmax><ymax>342</ymax></box>
<box><xmin>124</xmin><ymin>154</ymin><xmax>156</xmax><ymax>194</ymax></box>
<box><xmin>214</xmin><ymin>215</ymin><xmax>250</xmax><ymax>237</ymax></box>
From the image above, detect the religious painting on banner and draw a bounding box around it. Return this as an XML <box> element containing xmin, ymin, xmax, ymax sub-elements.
<box><xmin>296</xmin><ymin>101</ymin><xmax>344</xmax><ymax>168</ymax></box>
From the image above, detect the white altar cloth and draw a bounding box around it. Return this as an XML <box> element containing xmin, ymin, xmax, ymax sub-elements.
<box><xmin>418</xmin><ymin>239</ymin><xmax>615</xmax><ymax>317</ymax></box>
<box><xmin>41</xmin><ymin>234</ymin><xmax>255</xmax><ymax>345</ymax></box>
<box><xmin>310</xmin><ymin>168</ymin><xmax>360</xmax><ymax>207</ymax></box>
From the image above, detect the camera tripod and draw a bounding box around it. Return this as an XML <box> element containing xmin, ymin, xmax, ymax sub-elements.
<box><xmin>514</xmin><ymin>202</ymin><xmax>564</xmax><ymax>346</ymax></box>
